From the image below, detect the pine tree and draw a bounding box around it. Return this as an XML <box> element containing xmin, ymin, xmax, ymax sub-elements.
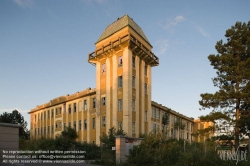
<box><xmin>199</xmin><ymin>21</ymin><xmax>250</xmax><ymax>149</ymax></box>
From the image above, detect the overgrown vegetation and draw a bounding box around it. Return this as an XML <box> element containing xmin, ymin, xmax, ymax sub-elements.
<box><xmin>124</xmin><ymin>133</ymin><xmax>250</xmax><ymax>166</ymax></box>
<box><xmin>97</xmin><ymin>127</ymin><xmax>127</xmax><ymax>165</ymax></box>
<box><xmin>19</xmin><ymin>127</ymin><xmax>101</xmax><ymax>160</ymax></box>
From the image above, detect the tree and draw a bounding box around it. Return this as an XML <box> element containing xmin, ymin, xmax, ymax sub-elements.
<box><xmin>0</xmin><ymin>110</ymin><xmax>29</xmax><ymax>139</ymax></box>
<box><xmin>99</xmin><ymin>127</ymin><xmax>126</xmax><ymax>164</ymax></box>
<box><xmin>162</xmin><ymin>112</ymin><xmax>169</xmax><ymax>132</ymax></box>
<box><xmin>61</xmin><ymin>127</ymin><xmax>77</xmax><ymax>140</ymax></box>
<box><xmin>100</xmin><ymin>127</ymin><xmax>126</xmax><ymax>147</ymax></box>
<box><xmin>199</xmin><ymin>21</ymin><xmax>250</xmax><ymax>149</ymax></box>
<box><xmin>174</xmin><ymin>117</ymin><xmax>185</xmax><ymax>140</ymax></box>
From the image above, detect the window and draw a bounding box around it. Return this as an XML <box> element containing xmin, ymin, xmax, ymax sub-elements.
<box><xmin>118</xmin><ymin>56</ymin><xmax>123</xmax><ymax>67</ymax></box>
<box><xmin>56</xmin><ymin>108</ymin><xmax>58</xmax><ymax>115</ymax></box>
<box><xmin>44</xmin><ymin>112</ymin><xmax>46</xmax><ymax>120</ymax></box>
<box><xmin>74</xmin><ymin>103</ymin><xmax>76</xmax><ymax>113</ymax></box>
<box><xmin>41</xmin><ymin>113</ymin><xmax>43</xmax><ymax>120</ymax></box>
<box><xmin>52</xmin><ymin>109</ymin><xmax>54</xmax><ymax>118</ymax></box>
<box><xmin>41</xmin><ymin>128</ymin><xmax>43</xmax><ymax>136</ymax></box>
<box><xmin>68</xmin><ymin>104</ymin><xmax>71</xmax><ymax>114</ymax></box>
<box><xmin>74</xmin><ymin>121</ymin><xmax>76</xmax><ymax>130</ymax></box>
<box><xmin>132</xmin><ymin>99</ymin><xmax>135</xmax><ymax>111</ymax></box>
<box><xmin>93</xmin><ymin>98</ymin><xmax>96</xmax><ymax>108</ymax></box>
<box><xmin>59</xmin><ymin>122</ymin><xmax>62</xmax><ymax>128</ymax></box>
<box><xmin>79</xmin><ymin>120</ymin><xmax>82</xmax><ymax>130</ymax></box>
<box><xmin>56</xmin><ymin>122</ymin><xmax>58</xmax><ymax>129</ymax></box>
<box><xmin>118</xmin><ymin>75</ymin><xmax>122</xmax><ymax>88</ymax></box>
<box><xmin>118</xmin><ymin>121</ymin><xmax>122</xmax><ymax>130</ymax></box>
<box><xmin>52</xmin><ymin>125</ymin><xmax>54</xmax><ymax>133</ymax></box>
<box><xmin>102</xmin><ymin>63</ymin><xmax>106</xmax><ymax>73</ymax></box>
<box><xmin>132</xmin><ymin>122</ymin><xmax>135</xmax><ymax>134</ymax></box>
<box><xmin>48</xmin><ymin>126</ymin><xmax>50</xmax><ymax>134</ymax></box>
<box><xmin>84</xmin><ymin>100</ymin><xmax>87</xmax><ymax>110</ymax></box>
<box><xmin>44</xmin><ymin>127</ymin><xmax>46</xmax><ymax>136</ymax></box>
<box><xmin>59</xmin><ymin>107</ymin><xmax>62</xmax><ymax>114</ymax></box>
<box><xmin>92</xmin><ymin>118</ymin><xmax>96</xmax><ymax>129</ymax></box>
<box><xmin>144</xmin><ymin>111</ymin><xmax>147</xmax><ymax>122</ymax></box>
<box><xmin>68</xmin><ymin>122</ymin><xmax>71</xmax><ymax>128</ymax></box>
<box><xmin>153</xmin><ymin>108</ymin><xmax>156</xmax><ymax>119</ymax></box>
<box><xmin>102</xmin><ymin>116</ymin><xmax>106</xmax><ymax>127</ymax></box>
<box><xmin>132</xmin><ymin>56</ymin><xmax>135</xmax><ymax>68</ymax></box>
<box><xmin>84</xmin><ymin>119</ymin><xmax>87</xmax><ymax>130</ymax></box>
<box><xmin>132</xmin><ymin>76</ymin><xmax>135</xmax><ymax>88</ymax></box>
<box><xmin>145</xmin><ymin>65</ymin><xmax>147</xmax><ymax>76</ymax></box>
<box><xmin>156</xmin><ymin>109</ymin><xmax>160</xmax><ymax>120</ymax></box>
<box><xmin>152</xmin><ymin>124</ymin><xmax>156</xmax><ymax>134</ymax></box>
<box><xmin>48</xmin><ymin>110</ymin><xmax>50</xmax><ymax>119</ymax></box>
<box><xmin>118</xmin><ymin>99</ymin><xmax>123</xmax><ymax>111</ymax></box>
<box><xmin>102</xmin><ymin>97</ymin><xmax>106</xmax><ymax>106</ymax></box>
<box><xmin>144</xmin><ymin>83</ymin><xmax>147</xmax><ymax>94</ymax></box>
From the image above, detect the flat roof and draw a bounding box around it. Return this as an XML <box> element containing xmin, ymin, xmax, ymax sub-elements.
<box><xmin>0</xmin><ymin>122</ymin><xmax>22</xmax><ymax>128</ymax></box>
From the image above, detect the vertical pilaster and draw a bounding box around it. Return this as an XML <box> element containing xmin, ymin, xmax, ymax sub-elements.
<box><xmin>139</xmin><ymin>60</ymin><xmax>145</xmax><ymax>136</ymax></box>
<box><xmin>106</xmin><ymin>56</ymin><xmax>111</xmax><ymax>133</ymax></box>
<box><xmin>87</xmin><ymin>96</ymin><xmax>90</xmax><ymax>142</ymax></box>
<box><xmin>135</xmin><ymin>55</ymin><xmax>140</xmax><ymax>134</ymax></box>
<box><xmin>147</xmin><ymin>65</ymin><xmax>152</xmax><ymax>134</ymax></box>
<box><xmin>123</xmin><ymin>47</ymin><xmax>132</xmax><ymax>136</ymax></box>
<box><xmin>112</xmin><ymin>53</ymin><xmax>118</xmax><ymax>129</ymax></box>
<box><xmin>96</xmin><ymin>62</ymin><xmax>101</xmax><ymax>145</ymax></box>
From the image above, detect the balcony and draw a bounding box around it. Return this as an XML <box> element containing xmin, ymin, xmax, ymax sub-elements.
<box><xmin>88</xmin><ymin>34</ymin><xmax>159</xmax><ymax>66</ymax></box>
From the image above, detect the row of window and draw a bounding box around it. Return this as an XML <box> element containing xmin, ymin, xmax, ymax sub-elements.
<box><xmin>35</xmin><ymin>106</ymin><xmax>63</xmax><ymax>122</ymax></box>
<box><xmin>152</xmin><ymin>107</ymin><xmax>160</xmax><ymax>119</ymax></box>
<box><xmin>119</xmin><ymin>75</ymin><xmax>148</xmax><ymax>94</ymax></box>
<box><xmin>117</xmin><ymin>121</ymin><xmax>136</xmax><ymax>134</ymax></box>
<box><xmin>101</xmin><ymin>55</ymin><xmax>148</xmax><ymax>76</ymax></box>
<box><xmin>35</xmin><ymin>118</ymin><xmax>140</xmax><ymax>136</ymax></box>
<box><xmin>35</xmin><ymin>125</ymin><xmax>54</xmax><ymax>136</ymax></box>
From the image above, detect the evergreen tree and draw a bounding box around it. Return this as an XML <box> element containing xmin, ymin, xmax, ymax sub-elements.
<box><xmin>199</xmin><ymin>21</ymin><xmax>250</xmax><ymax>148</ymax></box>
<box><xmin>0</xmin><ymin>110</ymin><xmax>29</xmax><ymax>139</ymax></box>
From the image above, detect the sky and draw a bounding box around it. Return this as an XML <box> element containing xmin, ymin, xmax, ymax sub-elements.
<box><xmin>0</xmin><ymin>0</ymin><xmax>249</xmax><ymax>129</ymax></box>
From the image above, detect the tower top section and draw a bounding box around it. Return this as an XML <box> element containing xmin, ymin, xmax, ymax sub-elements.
<box><xmin>96</xmin><ymin>15</ymin><xmax>151</xmax><ymax>46</ymax></box>
<box><xmin>89</xmin><ymin>15</ymin><xmax>159</xmax><ymax>66</ymax></box>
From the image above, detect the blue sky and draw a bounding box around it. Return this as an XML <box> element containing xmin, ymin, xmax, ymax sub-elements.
<box><xmin>0</xmin><ymin>0</ymin><xmax>249</xmax><ymax>129</ymax></box>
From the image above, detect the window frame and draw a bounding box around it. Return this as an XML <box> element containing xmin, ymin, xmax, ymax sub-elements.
<box><xmin>118</xmin><ymin>99</ymin><xmax>123</xmax><ymax>111</ymax></box>
<box><xmin>102</xmin><ymin>63</ymin><xmax>106</xmax><ymax>73</ymax></box>
<box><xmin>102</xmin><ymin>116</ymin><xmax>106</xmax><ymax>127</ymax></box>
<box><xmin>118</xmin><ymin>75</ymin><xmax>123</xmax><ymax>88</ymax></box>
<box><xmin>93</xmin><ymin>98</ymin><xmax>96</xmax><ymax>108</ymax></box>
<box><xmin>92</xmin><ymin>118</ymin><xmax>96</xmax><ymax>129</ymax></box>
<box><xmin>102</xmin><ymin>97</ymin><xmax>106</xmax><ymax>106</ymax></box>
<box><xmin>118</xmin><ymin>56</ymin><xmax>123</xmax><ymax>67</ymax></box>
<box><xmin>132</xmin><ymin>56</ymin><xmax>135</xmax><ymax>68</ymax></box>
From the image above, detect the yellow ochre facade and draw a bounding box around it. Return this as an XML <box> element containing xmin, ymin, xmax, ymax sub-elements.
<box><xmin>29</xmin><ymin>15</ymin><xmax>209</xmax><ymax>145</ymax></box>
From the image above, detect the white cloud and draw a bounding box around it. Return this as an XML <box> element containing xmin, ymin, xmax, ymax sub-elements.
<box><xmin>155</xmin><ymin>39</ymin><xmax>169</xmax><ymax>56</ymax></box>
<box><xmin>159</xmin><ymin>15</ymin><xmax>185</xmax><ymax>32</ymax></box>
<box><xmin>13</xmin><ymin>0</ymin><xmax>34</xmax><ymax>8</ymax></box>
<box><xmin>195</xmin><ymin>25</ymin><xmax>210</xmax><ymax>38</ymax></box>
<box><xmin>173</xmin><ymin>39</ymin><xmax>186</xmax><ymax>45</ymax></box>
